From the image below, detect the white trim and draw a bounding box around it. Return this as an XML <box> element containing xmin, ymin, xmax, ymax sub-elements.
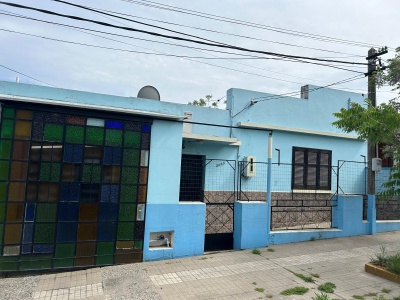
<box><xmin>292</xmin><ymin>189</ymin><xmax>333</xmax><ymax>194</ymax></box>
<box><xmin>237</xmin><ymin>121</ymin><xmax>361</xmax><ymax>140</ymax></box>
<box><xmin>0</xmin><ymin>94</ymin><xmax>184</xmax><ymax>120</ymax></box>
<box><xmin>182</xmin><ymin>132</ymin><xmax>241</xmax><ymax>146</ymax></box>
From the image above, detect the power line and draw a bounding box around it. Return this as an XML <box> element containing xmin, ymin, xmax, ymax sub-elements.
<box><xmin>0</xmin><ymin>64</ymin><xmax>58</xmax><ymax>87</ymax></box>
<box><xmin>123</xmin><ymin>0</ymin><xmax>394</xmax><ymax>50</ymax></box>
<box><xmin>0</xmin><ymin>1</ymin><xmax>369</xmax><ymax>68</ymax></box>
<box><xmin>75</xmin><ymin>5</ymin><xmax>365</xmax><ymax>58</ymax></box>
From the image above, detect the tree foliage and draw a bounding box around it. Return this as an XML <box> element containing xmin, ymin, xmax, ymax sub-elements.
<box><xmin>188</xmin><ymin>95</ymin><xmax>219</xmax><ymax>108</ymax></box>
<box><xmin>333</xmin><ymin>47</ymin><xmax>400</xmax><ymax>197</ymax></box>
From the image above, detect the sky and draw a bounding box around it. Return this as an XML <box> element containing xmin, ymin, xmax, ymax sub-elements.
<box><xmin>0</xmin><ymin>0</ymin><xmax>399</xmax><ymax>106</ymax></box>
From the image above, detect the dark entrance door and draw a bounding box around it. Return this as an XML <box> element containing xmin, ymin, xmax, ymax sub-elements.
<box><xmin>179</xmin><ymin>156</ymin><xmax>236</xmax><ymax>251</ymax></box>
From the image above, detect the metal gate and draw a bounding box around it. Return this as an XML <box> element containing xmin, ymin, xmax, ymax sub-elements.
<box><xmin>203</xmin><ymin>159</ymin><xmax>236</xmax><ymax>251</ymax></box>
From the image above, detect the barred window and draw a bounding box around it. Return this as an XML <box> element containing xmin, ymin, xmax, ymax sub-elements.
<box><xmin>292</xmin><ymin>147</ymin><xmax>332</xmax><ymax>190</ymax></box>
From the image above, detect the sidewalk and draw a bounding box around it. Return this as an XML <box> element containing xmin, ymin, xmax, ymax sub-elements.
<box><xmin>1</xmin><ymin>231</ymin><xmax>400</xmax><ymax>300</ymax></box>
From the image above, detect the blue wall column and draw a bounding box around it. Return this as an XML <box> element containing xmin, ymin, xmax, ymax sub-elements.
<box><xmin>234</xmin><ymin>201</ymin><xmax>269</xmax><ymax>249</ymax></box>
<box><xmin>367</xmin><ymin>194</ymin><xmax>376</xmax><ymax>234</ymax></box>
<box><xmin>332</xmin><ymin>195</ymin><xmax>364</xmax><ymax>235</ymax></box>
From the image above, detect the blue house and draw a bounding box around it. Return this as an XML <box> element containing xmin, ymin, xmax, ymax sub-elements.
<box><xmin>0</xmin><ymin>81</ymin><xmax>397</xmax><ymax>272</ymax></box>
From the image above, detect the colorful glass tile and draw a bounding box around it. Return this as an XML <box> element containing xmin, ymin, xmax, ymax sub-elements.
<box><xmin>10</xmin><ymin>161</ymin><xmax>28</xmax><ymax>181</ymax></box>
<box><xmin>33</xmin><ymin>111</ymin><xmax>45</xmax><ymax>122</ymax></box>
<box><xmin>56</xmin><ymin>222</ymin><xmax>78</xmax><ymax>243</ymax></box>
<box><xmin>28</xmin><ymin>163</ymin><xmax>39</xmax><ymax>181</ymax></box>
<box><xmin>138</xmin><ymin>186</ymin><xmax>147</xmax><ymax>203</ymax></box>
<box><xmin>75</xmin><ymin>242</ymin><xmax>96</xmax><ymax>266</ymax></box>
<box><xmin>60</xmin><ymin>183</ymin><xmax>81</xmax><ymax>202</ymax></box>
<box><xmin>34</xmin><ymin>223</ymin><xmax>56</xmax><ymax>243</ymax></box>
<box><xmin>44</xmin><ymin>113</ymin><xmax>64</xmax><ymax>123</ymax></box>
<box><xmin>141</xmin><ymin>133</ymin><xmax>150</xmax><ymax>150</ymax></box>
<box><xmin>1</xmin><ymin>119</ymin><xmax>14</xmax><ymax>139</ymax></box>
<box><xmin>65</xmin><ymin>126</ymin><xmax>84</xmax><ymax>144</ymax></box>
<box><xmin>20</xmin><ymin>255</ymin><xmax>53</xmax><ymax>270</ymax></box>
<box><xmin>8</xmin><ymin>182</ymin><xmax>26</xmax><ymax>201</ymax></box>
<box><xmin>142</xmin><ymin>124</ymin><xmax>151</xmax><ymax>132</ymax></box>
<box><xmin>97</xmin><ymin>222</ymin><xmax>117</xmax><ymax>241</ymax></box>
<box><xmin>22</xmin><ymin>223</ymin><xmax>34</xmax><ymax>244</ymax></box>
<box><xmin>0</xmin><ymin>203</ymin><xmax>5</xmax><ymax>221</ymax></box>
<box><xmin>58</xmin><ymin>203</ymin><xmax>79</xmax><ymax>222</ymax></box>
<box><xmin>66</xmin><ymin>115</ymin><xmax>85</xmax><ymax>125</ymax></box>
<box><xmin>12</xmin><ymin>140</ymin><xmax>30</xmax><ymax>160</ymax></box>
<box><xmin>61</xmin><ymin>164</ymin><xmax>79</xmax><ymax>182</ymax></box>
<box><xmin>33</xmin><ymin>244</ymin><xmax>54</xmax><ymax>254</ymax></box>
<box><xmin>3</xmin><ymin>245</ymin><xmax>20</xmax><ymax>256</ymax></box>
<box><xmin>134</xmin><ymin>221</ymin><xmax>145</xmax><ymax>240</ymax></box>
<box><xmin>24</xmin><ymin>203</ymin><xmax>35</xmax><ymax>222</ymax></box>
<box><xmin>77</xmin><ymin>223</ymin><xmax>97</xmax><ymax>241</ymax></box>
<box><xmin>85</xmin><ymin>127</ymin><xmax>104</xmax><ymax>145</ymax></box>
<box><xmin>115</xmin><ymin>249</ymin><xmax>141</xmax><ymax>264</ymax></box>
<box><xmin>32</xmin><ymin>122</ymin><xmax>44</xmax><ymax>141</ymax></box>
<box><xmin>103</xmin><ymin>147</ymin><xmax>122</xmax><ymax>165</ymax></box>
<box><xmin>105</xmin><ymin>129</ymin><xmax>122</xmax><ymax>146</ymax></box>
<box><xmin>54</xmin><ymin>244</ymin><xmax>75</xmax><ymax>268</ymax></box>
<box><xmin>4</xmin><ymin>224</ymin><xmax>22</xmax><ymax>244</ymax></box>
<box><xmin>41</xmin><ymin>143</ymin><xmax>62</xmax><ymax>162</ymax></box>
<box><xmin>38</xmin><ymin>182</ymin><xmax>60</xmax><ymax>202</ymax></box>
<box><xmin>124</xmin><ymin>131</ymin><xmax>140</xmax><ymax>148</ymax></box>
<box><xmin>100</xmin><ymin>184</ymin><xmax>119</xmax><ymax>202</ymax></box>
<box><xmin>0</xmin><ymin>182</ymin><xmax>7</xmax><ymax>201</ymax></box>
<box><xmin>82</xmin><ymin>165</ymin><xmax>101</xmax><ymax>183</ymax></box>
<box><xmin>63</xmin><ymin>144</ymin><xmax>83</xmax><ymax>163</ymax></box>
<box><xmin>6</xmin><ymin>203</ymin><xmax>24</xmax><ymax>222</ymax></box>
<box><xmin>139</xmin><ymin>168</ymin><xmax>148</xmax><ymax>185</ymax></box>
<box><xmin>55</xmin><ymin>243</ymin><xmax>75</xmax><ymax>258</ymax></box>
<box><xmin>0</xmin><ymin>161</ymin><xmax>10</xmax><ymax>180</ymax></box>
<box><xmin>84</xmin><ymin>146</ymin><xmax>102</xmax><ymax>163</ymax></box>
<box><xmin>96</xmin><ymin>242</ymin><xmax>114</xmax><ymax>265</ymax></box>
<box><xmin>117</xmin><ymin>222</ymin><xmax>135</xmax><ymax>240</ymax></box>
<box><xmin>134</xmin><ymin>241</ymin><xmax>143</xmax><ymax>249</ymax></box>
<box><xmin>116</xmin><ymin>241</ymin><xmax>133</xmax><ymax>249</ymax></box>
<box><xmin>30</xmin><ymin>143</ymin><xmax>41</xmax><ymax>161</ymax></box>
<box><xmin>2</xmin><ymin>107</ymin><xmax>15</xmax><ymax>118</ymax></box>
<box><xmin>26</xmin><ymin>183</ymin><xmax>38</xmax><ymax>202</ymax></box>
<box><xmin>0</xmin><ymin>140</ymin><xmax>12</xmax><ymax>159</ymax></box>
<box><xmin>87</xmin><ymin>118</ymin><xmax>104</xmax><ymax>127</ymax></box>
<box><xmin>125</xmin><ymin>122</ymin><xmax>141</xmax><ymax>131</ymax></box>
<box><xmin>35</xmin><ymin>203</ymin><xmax>57</xmax><ymax>222</ymax></box>
<box><xmin>120</xmin><ymin>185</ymin><xmax>137</xmax><ymax>203</ymax></box>
<box><xmin>140</xmin><ymin>150</ymin><xmax>149</xmax><ymax>167</ymax></box>
<box><xmin>22</xmin><ymin>244</ymin><xmax>32</xmax><ymax>254</ymax></box>
<box><xmin>16</xmin><ymin>110</ymin><xmax>33</xmax><ymax>120</ymax></box>
<box><xmin>99</xmin><ymin>203</ymin><xmax>118</xmax><ymax>221</ymax></box>
<box><xmin>43</xmin><ymin>124</ymin><xmax>64</xmax><ymax>142</ymax></box>
<box><xmin>13</xmin><ymin>120</ymin><xmax>31</xmax><ymax>140</ymax></box>
<box><xmin>79</xmin><ymin>203</ymin><xmax>98</xmax><ymax>222</ymax></box>
<box><xmin>136</xmin><ymin>204</ymin><xmax>145</xmax><ymax>221</ymax></box>
<box><xmin>106</xmin><ymin>120</ymin><xmax>123</xmax><ymax>129</ymax></box>
<box><xmin>123</xmin><ymin>149</ymin><xmax>140</xmax><ymax>166</ymax></box>
<box><xmin>121</xmin><ymin>167</ymin><xmax>139</xmax><ymax>184</ymax></box>
<box><xmin>80</xmin><ymin>184</ymin><xmax>100</xmax><ymax>203</ymax></box>
<box><xmin>118</xmin><ymin>204</ymin><xmax>136</xmax><ymax>222</ymax></box>
<box><xmin>39</xmin><ymin>162</ymin><xmax>61</xmax><ymax>182</ymax></box>
<box><xmin>102</xmin><ymin>166</ymin><xmax>120</xmax><ymax>184</ymax></box>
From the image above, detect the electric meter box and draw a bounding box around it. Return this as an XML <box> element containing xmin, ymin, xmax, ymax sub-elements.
<box><xmin>372</xmin><ymin>158</ymin><xmax>382</xmax><ymax>172</ymax></box>
<box><xmin>243</xmin><ymin>156</ymin><xmax>256</xmax><ymax>177</ymax></box>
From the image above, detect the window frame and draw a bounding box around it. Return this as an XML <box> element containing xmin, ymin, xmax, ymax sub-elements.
<box><xmin>291</xmin><ymin>147</ymin><xmax>332</xmax><ymax>191</ymax></box>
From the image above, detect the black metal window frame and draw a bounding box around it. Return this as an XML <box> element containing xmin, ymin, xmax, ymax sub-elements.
<box><xmin>179</xmin><ymin>155</ymin><xmax>205</xmax><ymax>202</ymax></box>
<box><xmin>292</xmin><ymin>147</ymin><xmax>332</xmax><ymax>190</ymax></box>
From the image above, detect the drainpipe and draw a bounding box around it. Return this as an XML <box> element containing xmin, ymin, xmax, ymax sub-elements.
<box><xmin>266</xmin><ymin>132</ymin><xmax>273</xmax><ymax>203</ymax></box>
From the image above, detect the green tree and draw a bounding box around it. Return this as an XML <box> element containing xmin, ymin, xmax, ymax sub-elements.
<box><xmin>333</xmin><ymin>47</ymin><xmax>400</xmax><ymax>197</ymax></box>
<box><xmin>188</xmin><ymin>95</ymin><xmax>219</xmax><ymax>108</ymax></box>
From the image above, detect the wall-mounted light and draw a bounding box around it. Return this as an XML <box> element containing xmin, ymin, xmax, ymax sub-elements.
<box><xmin>275</xmin><ymin>148</ymin><xmax>280</xmax><ymax>166</ymax></box>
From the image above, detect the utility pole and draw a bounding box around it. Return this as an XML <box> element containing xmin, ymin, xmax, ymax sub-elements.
<box><xmin>366</xmin><ymin>47</ymin><xmax>388</xmax><ymax>195</ymax></box>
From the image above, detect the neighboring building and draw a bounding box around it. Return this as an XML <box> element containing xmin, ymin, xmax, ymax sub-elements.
<box><xmin>0</xmin><ymin>81</ymin><xmax>369</xmax><ymax>271</ymax></box>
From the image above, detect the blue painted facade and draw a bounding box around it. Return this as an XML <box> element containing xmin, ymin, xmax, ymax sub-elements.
<box><xmin>0</xmin><ymin>80</ymin><xmax>399</xmax><ymax>268</ymax></box>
